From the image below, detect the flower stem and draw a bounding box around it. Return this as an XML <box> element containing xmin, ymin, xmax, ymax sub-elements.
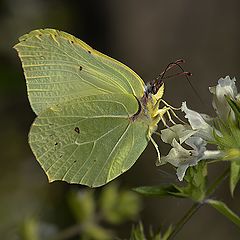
<box><xmin>169</xmin><ymin>167</ymin><xmax>229</xmax><ymax>239</ymax></box>
<box><xmin>206</xmin><ymin>167</ymin><xmax>229</xmax><ymax>196</ymax></box>
<box><xmin>168</xmin><ymin>202</ymin><xmax>202</xmax><ymax>239</ymax></box>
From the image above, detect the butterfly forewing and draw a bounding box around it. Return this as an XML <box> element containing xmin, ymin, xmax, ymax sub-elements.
<box><xmin>14</xmin><ymin>29</ymin><xmax>145</xmax><ymax>114</ymax></box>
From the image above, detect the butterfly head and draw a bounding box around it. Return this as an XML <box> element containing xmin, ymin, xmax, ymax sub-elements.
<box><xmin>144</xmin><ymin>79</ymin><xmax>164</xmax><ymax>101</ymax></box>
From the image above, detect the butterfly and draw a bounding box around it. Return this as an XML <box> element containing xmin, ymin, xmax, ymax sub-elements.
<box><xmin>14</xmin><ymin>29</ymin><xmax>178</xmax><ymax>187</ymax></box>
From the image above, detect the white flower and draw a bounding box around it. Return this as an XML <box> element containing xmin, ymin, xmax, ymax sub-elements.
<box><xmin>181</xmin><ymin>102</ymin><xmax>214</xmax><ymax>141</ymax></box>
<box><xmin>158</xmin><ymin>76</ymin><xmax>238</xmax><ymax>181</ymax></box>
<box><xmin>160</xmin><ymin>99</ymin><xmax>225</xmax><ymax>181</ymax></box>
<box><xmin>209</xmin><ymin>76</ymin><xmax>238</xmax><ymax>121</ymax></box>
<box><xmin>161</xmin><ymin>124</ymin><xmax>196</xmax><ymax>145</ymax></box>
<box><xmin>160</xmin><ymin>133</ymin><xmax>223</xmax><ymax>181</ymax></box>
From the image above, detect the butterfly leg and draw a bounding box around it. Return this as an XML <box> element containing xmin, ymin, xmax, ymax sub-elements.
<box><xmin>169</xmin><ymin>108</ymin><xmax>186</xmax><ymax>124</ymax></box>
<box><xmin>155</xmin><ymin>106</ymin><xmax>170</xmax><ymax>127</ymax></box>
<box><xmin>161</xmin><ymin>99</ymin><xmax>181</xmax><ymax>110</ymax></box>
<box><xmin>159</xmin><ymin>99</ymin><xmax>186</xmax><ymax>124</ymax></box>
<box><xmin>155</xmin><ymin>106</ymin><xmax>180</xmax><ymax>128</ymax></box>
<box><xmin>166</xmin><ymin>110</ymin><xmax>177</xmax><ymax>125</ymax></box>
<box><xmin>148</xmin><ymin>129</ymin><xmax>161</xmax><ymax>164</ymax></box>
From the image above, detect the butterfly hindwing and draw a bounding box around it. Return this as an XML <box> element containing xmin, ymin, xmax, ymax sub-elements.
<box><xmin>29</xmin><ymin>94</ymin><xmax>149</xmax><ymax>187</ymax></box>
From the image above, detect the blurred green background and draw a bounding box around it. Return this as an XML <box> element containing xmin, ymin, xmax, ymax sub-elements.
<box><xmin>1</xmin><ymin>0</ymin><xmax>239</xmax><ymax>239</ymax></box>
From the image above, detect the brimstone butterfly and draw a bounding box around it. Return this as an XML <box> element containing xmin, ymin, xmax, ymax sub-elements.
<box><xmin>14</xmin><ymin>29</ymin><xmax>174</xmax><ymax>187</ymax></box>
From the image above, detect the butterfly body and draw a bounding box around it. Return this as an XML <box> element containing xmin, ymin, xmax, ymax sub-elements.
<box><xmin>14</xmin><ymin>29</ymin><xmax>166</xmax><ymax>187</ymax></box>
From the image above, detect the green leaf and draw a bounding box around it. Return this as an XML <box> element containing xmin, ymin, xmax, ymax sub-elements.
<box><xmin>150</xmin><ymin>226</ymin><xmax>173</xmax><ymax>240</ymax></box>
<box><xmin>134</xmin><ymin>163</ymin><xmax>208</xmax><ymax>202</ymax></box>
<box><xmin>68</xmin><ymin>190</ymin><xmax>95</xmax><ymax>223</ymax></box>
<box><xmin>84</xmin><ymin>224</ymin><xmax>112</xmax><ymax>240</ymax></box>
<box><xmin>213</xmin><ymin>116</ymin><xmax>240</xmax><ymax>150</ymax></box>
<box><xmin>116</xmin><ymin>191</ymin><xmax>141</xmax><ymax>222</ymax></box>
<box><xmin>181</xmin><ymin>162</ymin><xmax>207</xmax><ymax>202</ymax></box>
<box><xmin>130</xmin><ymin>222</ymin><xmax>146</xmax><ymax>240</ymax></box>
<box><xmin>133</xmin><ymin>185</ymin><xmax>183</xmax><ymax>198</ymax></box>
<box><xmin>230</xmin><ymin>160</ymin><xmax>240</xmax><ymax>196</ymax></box>
<box><xmin>20</xmin><ymin>218</ymin><xmax>57</xmax><ymax>240</ymax></box>
<box><xmin>207</xmin><ymin>199</ymin><xmax>240</xmax><ymax>228</ymax></box>
<box><xmin>158</xmin><ymin>226</ymin><xmax>173</xmax><ymax>240</ymax></box>
<box><xmin>99</xmin><ymin>183</ymin><xmax>119</xmax><ymax>219</ymax></box>
<box><xmin>226</xmin><ymin>96</ymin><xmax>240</xmax><ymax>123</ymax></box>
<box><xmin>130</xmin><ymin>223</ymin><xmax>173</xmax><ymax>240</ymax></box>
<box><xmin>21</xmin><ymin>218</ymin><xmax>39</xmax><ymax>240</ymax></box>
<box><xmin>100</xmin><ymin>183</ymin><xmax>141</xmax><ymax>224</ymax></box>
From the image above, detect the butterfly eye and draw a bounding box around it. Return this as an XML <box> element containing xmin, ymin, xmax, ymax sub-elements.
<box><xmin>153</xmin><ymin>86</ymin><xmax>157</xmax><ymax>94</ymax></box>
<box><xmin>158</xmin><ymin>79</ymin><xmax>163</xmax><ymax>87</ymax></box>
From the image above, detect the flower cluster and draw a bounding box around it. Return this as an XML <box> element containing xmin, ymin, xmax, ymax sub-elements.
<box><xmin>160</xmin><ymin>76</ymin><xmax>240</xmax><ymax>181</ymax></box>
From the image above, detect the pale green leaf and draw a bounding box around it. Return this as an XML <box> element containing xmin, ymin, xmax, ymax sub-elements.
<box><xmin>207</xmin><ymin>199</ymin><xmax>240</xmax><ymax>228</ymax></box>
<box><xmin>225</xmin><ymin>96</ymin><xmax>240</xmax><ymax>123</ymax></box>
<box><xmin>130</xmin><ymin>223</ymin><xmax>173</xmax><ymax>240</ymax></box>
<box><xmin>133</xmin><ymin>185</ymin><xmax>182</xmax><ymax>198</ymax></box>
<box><xmin>68</xmin><ymin>190</ymin><xmax>95</xmax><ymax>223</ymax></box>
<box><xmin>21</xmin><ymin>218</ymin><xmax>39</xmax><ymax>240</ymax></box>
<box><xmin>99</xmin><ymin>183</ymin><xmax>141</xmax><ymax>224</ymax></box>
<box><xmin>99</xmin><ymin>183</ymin><xmax>119</xmax><ymax>219</ymax></box>
<box><xmin>230</xmin><ymin>160</ymin><xmax>240</xmax><ymax>196</ymax></box>
<box><xmin>130</xmin><ymin>222</ymin><xmax>146</xmax><ymax>240</ymax></box>
<box><xmin>84</xmin><ymin>224</ymin><xmax>112</xmax><ymax>240</ymax></box>
<box><xmin>181</xmin><ymin>162</ymin><xmax>207</xmax><ymax>202</ymax></box>
<box><xmin>160</xmin><ymin>226</ymin><xmax>173</xmax><ymax>240</ymax></box>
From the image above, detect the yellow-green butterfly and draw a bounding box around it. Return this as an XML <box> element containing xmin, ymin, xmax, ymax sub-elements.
<box><xmin>14</xmin><ymin>29</ymin><xmax>174</xmax><ymax>187</ymax></box>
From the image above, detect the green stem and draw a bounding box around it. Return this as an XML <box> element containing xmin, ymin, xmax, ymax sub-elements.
<box><xmin>206</xmin><ymin>167</ymin><xmax>229</xmax><ymax>196</ymax></box>
<box><xmin>169</xmin><ymin>167</ymin><xmax>230</xmax><ymax>240</ymax></box>
<box><xmin>168</xmin><ymin>202</ymin><xmax>202</xmax><ymax>239</ymax></box>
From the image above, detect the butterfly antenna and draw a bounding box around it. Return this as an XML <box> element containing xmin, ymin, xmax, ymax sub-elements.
<box><xmin>156</xmin><ymin>59</ymin><xmax>185</xmax><ymax>80</ymax></box>
<box><xmin>171</xmin><ymin>62</ymin><xmax>206</xmax><ymax>106</ymax></box>
<box><xmin>157</xmin><ymin>60</ymin><xmax>205</xmax><ymax>106</ymax></box>
<box><xmin>162</xmin><ymin>71</ymin><xmax>192</xmax><ymax>80</ymax></box>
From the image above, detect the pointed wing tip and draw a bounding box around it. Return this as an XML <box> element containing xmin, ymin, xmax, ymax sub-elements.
<box><xmin>48</xmin><ymin>178</ymin><xmax>55</xmax><ymax>183</ymax></box>
<box><xmin>47</xmin><ymin>174</ymin><xmax>55</xmax><ymax>183</ymax></box>
<box><xmin>13</xmin><ymin>39</ymin><xmax>22</xmax><ymax>50</ymax></box>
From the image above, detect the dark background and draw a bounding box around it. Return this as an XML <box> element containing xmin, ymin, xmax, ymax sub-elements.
<box><xmin>1</xmin><ymin>0</ymin><xmax>239</xmax><ymax>239</ymax></box>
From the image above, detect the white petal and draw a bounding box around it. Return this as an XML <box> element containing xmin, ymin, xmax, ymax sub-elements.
<box><xmin>185</xmin><ymin>137</ymin><xmax>206</xmax><ymax>155</ymax></box>
<box><xmin>161</xmin><ymin>136</ymin><xmax>215</xmax><ymax>181</ymax></box>
<box><xmin>161</xmin><ymin>124</ymin><xmax>196</xmax><ymax>144</ymax></box>
<box><xmin>209</xmin><ymin>76</ymin><xmax>237</xmax><ymax>121</ymax></box>
<box><xmin>181</xmin><ymin>102</ymin><xmax>213</xmax><ymax>141</ymax></box>
<box><xmin>160</xmin><ymin>124</ymin><xmax>184</xmax><ymax>144</ymax></box>
<box><xmin>215</xmin><ymin>76</ymin><xmax>237</xmax><ymax>98</ymax></box>
<box><xmin>176</xmin><ymin>165</ymin><xmax>188</xmax><ymax>181</ymax></box>
<box><xmin>160</xmin><ymin>139</ymin><xmax>191</xmax><ymax>167</ymax></box>
<box><xmin>202</xmin><ymin>150</ymin><xmax>224</xmax><ymax>159</ymax></box>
